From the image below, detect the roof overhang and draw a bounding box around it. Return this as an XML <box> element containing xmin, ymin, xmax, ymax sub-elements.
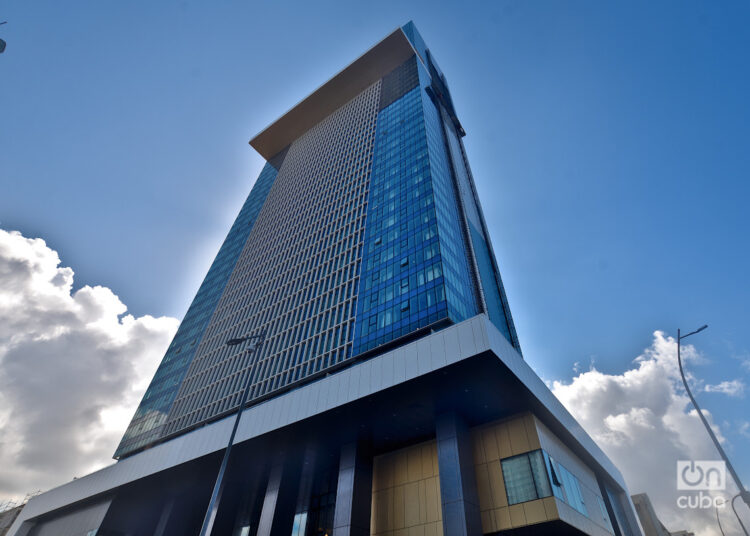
<box><xmin>249</xmin><ymin>27</ymin><xmax>416</xmax><ymax>160</ymax></box>
<box><xmin>9</xmin><ymin>315</ymin><xmax>632</xmax><ymax>536</ymax></box>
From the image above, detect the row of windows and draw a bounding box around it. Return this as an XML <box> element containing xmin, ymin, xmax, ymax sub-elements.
<box><xmin>163</xmin><ymin>81</ymin><xmax>383</xmax><ymax>436</ymax></box>
<box><xmin>353</xmin><ymin>84</ymin><xmax>452</xmax><ymax>356</ymax></box>
<box><xmin>360</xmin><ymin>279</ymin><xmax>446</xmax><ymax>337</ymax></box>
<box><xmin>363</xmin><ymin>244</ymin><xmax>439</xmax><ymax>309</ymax></box>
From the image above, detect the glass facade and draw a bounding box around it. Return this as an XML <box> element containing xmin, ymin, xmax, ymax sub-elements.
<box><xmin>545</xmin><ymin>453</ymin><xmax>588</xmax><ymax>516</ymax></box>
<box><xmin>441</xmin><ymin>109</ymin><xmax>515</xmax><ymax>344</ymax></box>
<box><xmin>418</xmin><ymin>62</ymin><xmax>479</xmax><ymax>324</ymax></box>
<box><xmin>116</xmin><ymin>22</ymin><xmax>522</xmax><ymax>458</ymax></box>
<box><xmin>114</xmin><ymin>161</ymin><xmax>280</xmax><ymax>458</ymax></box>
<box><xmin>396</xmin><ymin>22</ymin><xmax>521</xmax><ymax>351</ymax></box>
<box><xmin>353</xmin><ymin>84</ymin><xmax>452</xmax><ymax>354</ymax></box>
<box><xmin>351</xmin><ymin>53</ymin><xmax>480</xmax><ymax>356</ymax></box>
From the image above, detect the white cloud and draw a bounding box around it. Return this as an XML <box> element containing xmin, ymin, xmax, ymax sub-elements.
<box><xmin>552</xmin><ymin>331</ymin><xmax>748</xmax><ymax>536</ymax></box>
<box><xmin>704</xmin><ymin>380</ymin><xmax>745</xmax><ymax>398</ymax></box>
<box><xmin>0</xmin><ymin>229</ymin><xmax>178</xmax><ymax>503</ymax></box>
<box><xmin>2</xmin><ymin>227</ymin><xmax>748</xmax><ymax>533</ymax></box>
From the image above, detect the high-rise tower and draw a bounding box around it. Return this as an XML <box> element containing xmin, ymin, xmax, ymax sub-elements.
<box><xmin>115</xmin><ymin>21</ymin><xmax>520</xmax><ymax>461</ymax></box>
<box><xmin>9</xmin><ymin>23</ymin><xmax>642</xmax><ymax>536</ymax></box>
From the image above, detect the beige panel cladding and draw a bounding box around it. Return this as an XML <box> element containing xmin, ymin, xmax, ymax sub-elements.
<box><xmin>250</xmin><ymin>28</ymin><xmax>416</xmax><ymax>160</ymax></box>
<box><xmin>471</xmin><ymin>413</ymin><xmax>558</xmax><ymax>533</ymax></box>
<box><xmin>371</xmin><ymin>439</ymin><xmax>443</xmax><ymax>536</ymax></box>
<box><xmin>471</xmin><ymin>412</ymin><xmax>618</xmax><ymax>535</ymax></box>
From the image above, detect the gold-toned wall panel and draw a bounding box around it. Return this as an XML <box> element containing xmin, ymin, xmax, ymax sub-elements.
<box><xmin>371</xmin><ymin>440</ymin><xmax>442</xmax><ymax>536</ymax></box>
<box><xmin>471</xmin><ymin>413</ymin><xmax>558</xmax><ymax>533</ymax></box>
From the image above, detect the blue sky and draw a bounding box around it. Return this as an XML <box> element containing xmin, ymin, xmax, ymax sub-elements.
<box><xmin>1</xmin><ymin>0</ymin><xmax>748</xmax><ymax>528</ymax></box>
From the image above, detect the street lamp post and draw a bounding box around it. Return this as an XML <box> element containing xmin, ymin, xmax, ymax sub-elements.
<box><xmin>716</xmin><ymin>498</ymin><xmax>727</xmax><ymax>536</ymax></box>
<box><xmin>717</xmin><ymin>494</ymin><xmax>749</xmax><ymax>536</ymax></box>
<box><xmin>198</xmin><ymin>331</ymin><xmax>266</xmax><ymax>536</ymax></box>
<box><xmin>732</xmin><ymin>493</ymin><xmax>750</xmax><ymax>536</ymax></box>
<box><xmin>677</xmin><ymin>325</ymin><xmax>750</xmax><ymax>520</ymax></box>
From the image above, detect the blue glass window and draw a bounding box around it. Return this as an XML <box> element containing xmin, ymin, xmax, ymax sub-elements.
<box><xmin>352</xmin><ymin>85</ymin><xmax>450</xmax><ymax>356</ymax></box>
<box><xmin>352</xmin><ymin>57</ymin><xmax>481</xmax><ymax>357</ymax></box>
<box><xmin>544</xmin><ymin>453</ymin><xmax>589</xmax><ymax>517</ymax></box>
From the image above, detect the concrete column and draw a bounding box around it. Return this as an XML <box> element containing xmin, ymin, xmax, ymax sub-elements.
<box><xmin>333</xmin><ymin>441</ymin><xmax>373</xmax><ymax>536</ymax></box>
<box><xmin>435</xmin><ymin>412</ymin><xmax>482</xmax><ymax>536</ymax></box>
<box><xmin>256</xmin><ymin>453</ymin><xmax>301</xmax><ymax>536</ymax></box>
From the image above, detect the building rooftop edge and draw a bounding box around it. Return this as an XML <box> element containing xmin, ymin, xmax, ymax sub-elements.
<box><xmin>248</xmin><ymin>26</ymin><xmax>417</xmax><ymax>160</ymax></box>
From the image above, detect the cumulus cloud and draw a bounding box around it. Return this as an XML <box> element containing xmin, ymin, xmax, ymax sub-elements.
<box><xmin>0</xmin><ymin>229</ymin><xmax>178</xmax><ymax>503</ymax></box>
<box><xmin>552</xmin><ymin>331</ymin><xmax>749</xmax><ymax>536</ymax></box>
<box><xmin>704</xmin><ymin>380</ymin><xmax>745</xmax><ymax>398</ymax></box>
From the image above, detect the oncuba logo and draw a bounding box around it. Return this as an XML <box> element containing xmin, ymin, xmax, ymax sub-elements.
<box><xmin>677</xmin><ymin>460</ymin><xmax>726</xmax><ymax>490</ymax></box>
<box><xmin>676</xmin><ymin>460</ymin><xmax>726</xmax><ymax>509</ymax></box>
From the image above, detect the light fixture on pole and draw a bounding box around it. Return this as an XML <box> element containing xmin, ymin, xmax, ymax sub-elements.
<box><xmin>0</xmin><ymin>21</ymin><xmax>7</xmax><ymax>54</ymax></box>
<box><xmin>677</xmin><ymin>325</ymin><xmax>750</xmax><ymax>527</ymax></box>
<box><xmin>198</xmin><ymin>331</ymin><xmax>266</xmax><ymax>536</ymax></box>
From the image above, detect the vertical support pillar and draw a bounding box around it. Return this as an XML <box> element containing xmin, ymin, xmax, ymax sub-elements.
<box><xmin>435</xmin><ymin>412</ymin><xmax>482</xmax><ymax>536</ymax></box>
<box><xmin>231</xmin><ymin>479</ymin><xmax>263</xmax><ymax>536</ymax></box>
<box><xmin>294</xmin><ymin>445</ymin><xmax>318</xmax><ymax>518</ymax></box>
<box><xmin>153</xmin><ymin>498</ymin><xmax>175</xmax><ymax>536</ymax></box>
<box><xmin>333</xmin><ymin>440</ymin><xmax>373</xmax><ymax>536</ymax></box>
<box><xmin>256</xmin><ymin>453</ymin><xmax>301</xmax><ymax>536</ymax></box>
